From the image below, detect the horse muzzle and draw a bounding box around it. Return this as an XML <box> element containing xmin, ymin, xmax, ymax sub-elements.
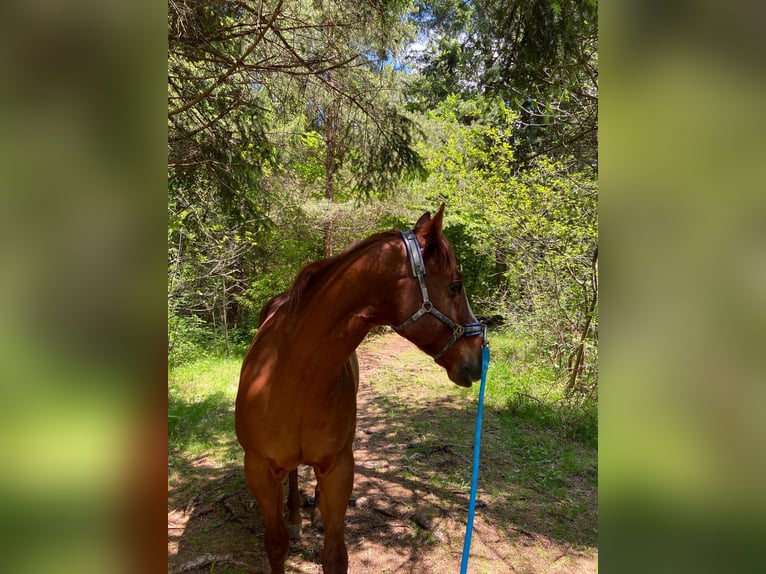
<box><xmin>445</xmin><ymin>346</ymin><xmax>484</xmax><ymax>387</ymax></box>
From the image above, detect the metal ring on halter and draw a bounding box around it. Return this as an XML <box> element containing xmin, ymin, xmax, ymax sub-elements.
<box><xmin>394</xmin><ymin>230</ymin><xmax>487</xmax><ymax>359</ymax></box>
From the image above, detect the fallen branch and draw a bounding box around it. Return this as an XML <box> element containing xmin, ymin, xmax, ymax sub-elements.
<box><xmin>356</xmin><ymin>498</ymin><xmax>439</xmax><ymax>532</ymax></box>
<box><xmin>169</xmin><ymin>553</ymin><xmax>256</xmax><ymax>574</ymax></box>
<box><xmin>512</xmin><ymin>526</ymin><xmax>537</xmax><ymax>539</ymax></box>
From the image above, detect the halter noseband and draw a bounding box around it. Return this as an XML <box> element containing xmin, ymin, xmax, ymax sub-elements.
<box><xmin>394</xmin><ymin>230</ymin><xmax>487</xmax><ymax>360</ymax></box>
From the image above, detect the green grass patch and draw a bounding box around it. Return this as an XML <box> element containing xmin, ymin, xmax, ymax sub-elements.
<box><xmin>168</xmin><ymin>329</ymin><xmax>597</xmax><ymax>546</ymax></box>
<box><xmin>168</xmin><ymin>354</ymin><xmax>243</xmax><ymax>469</ymax></box>
<box><xmin>486</xmin><ymin>329</ymin><xmax>597</xmax><ymax>446</ymax></box>
<box><xmin>483</xmin><ymin>330</ymin><xmax>597</xmax><ymax>514</ymax></box>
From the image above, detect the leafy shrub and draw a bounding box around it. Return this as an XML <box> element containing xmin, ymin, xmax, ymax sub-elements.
<box><xmin>168</xmin><ymin>312</ymin><xmax>219</xmax><ymax>368</ymax></box>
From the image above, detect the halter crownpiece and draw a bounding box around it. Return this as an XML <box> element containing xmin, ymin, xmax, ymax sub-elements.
<box><xmin>394</xmin><ymin>230</ymin><xmax>487</xmax><ymax>359</ymax></box>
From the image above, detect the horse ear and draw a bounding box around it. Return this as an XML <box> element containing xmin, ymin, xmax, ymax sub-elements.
<box><xmin>414</xmin><ymin>210</ymin><xmax>432</xmax><ymax>228</ymax></box>
<box><xmin>415</xmin><ymin>204</ymin><xmax>445</xmax><ymax>246</ymax></box>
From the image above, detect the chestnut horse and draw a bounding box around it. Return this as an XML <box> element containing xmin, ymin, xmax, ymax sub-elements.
<box><xmin>235</xmin><ymin>206</ymin><xmax>486</xmax><ymax>573</ymax></box>
<box><xmin>256</xmin><ymin>291</ymin><xmax>355</xmax><ymax>540</ymax></box>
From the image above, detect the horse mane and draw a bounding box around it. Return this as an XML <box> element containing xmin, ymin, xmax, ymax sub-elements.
<box><xmin>285</xmin><ymin>229</ymin><xmax>400</xmax><ymax>316</ymax></box>
<box><xmin>284</xmin><ymin>227</ymin><xmax>458</xmax><ymax>317</ymax></box>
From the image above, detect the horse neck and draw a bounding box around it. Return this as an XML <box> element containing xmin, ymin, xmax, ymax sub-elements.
<box><xmin>285</xmin><ymin>237</ymin><xmax>401</xmax><ymax>366</ymax></box>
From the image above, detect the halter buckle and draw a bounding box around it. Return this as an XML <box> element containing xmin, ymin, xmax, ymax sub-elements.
<box><xmin>396</xmin><ymin>230</ymin><xmax>487</xmax><ymax>359</ymax></box>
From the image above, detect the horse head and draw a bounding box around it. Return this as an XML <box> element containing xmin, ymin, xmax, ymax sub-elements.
<box><xmin>393</xmin><ymin>205</ymin><xmax>486</xmax><ymax>387</ymax></box>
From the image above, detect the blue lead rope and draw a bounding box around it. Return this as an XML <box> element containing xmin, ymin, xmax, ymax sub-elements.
<box><xmin>460</xmin><ymin>344</ymin><xmax>490</xmax><ymax>574</ymax></box>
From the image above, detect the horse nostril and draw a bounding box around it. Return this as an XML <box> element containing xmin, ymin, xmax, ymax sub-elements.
<box><xmin>463</xmin><ymin>361</ymin><xmax>481</xmax><ymax>382</ymax></box>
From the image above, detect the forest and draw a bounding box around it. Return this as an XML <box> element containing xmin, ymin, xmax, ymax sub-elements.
<box><xmin>168</xmin><ymin>1</ymin><xmax>597</xmax><ymax>570</ymax></box>
<box><xmin>168</xmin><ymin>0</ymin><xmax>597</xmax><ymax>401</ymax></box>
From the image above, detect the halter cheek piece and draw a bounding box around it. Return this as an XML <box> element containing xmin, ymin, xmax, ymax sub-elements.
<box><xmin>394</xmin><ymin>230</ymin><xmax>487</xmax><ymax>360</ymax></box>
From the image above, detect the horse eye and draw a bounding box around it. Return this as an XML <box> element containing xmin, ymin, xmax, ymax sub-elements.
<box><xmin>450</xmin><ymin>281</ymin><xmax>463</xmax><ymax>294</ymax></box>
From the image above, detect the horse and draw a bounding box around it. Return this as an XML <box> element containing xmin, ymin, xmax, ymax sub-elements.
<box><xmin>256</xmin><ymin>291</ymin><xmax>356</xmax><ymax>540</ymax></box>
<box><xmin>235</xmin><ymin>205</ymin><xmax>486</xmax><ymax>573</ymax></box>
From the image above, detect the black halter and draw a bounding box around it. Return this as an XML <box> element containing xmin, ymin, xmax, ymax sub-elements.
<box><xmin>394</xmin><ymin>230</ymin><xmax>487</xmax><ymax>359</ymax></box>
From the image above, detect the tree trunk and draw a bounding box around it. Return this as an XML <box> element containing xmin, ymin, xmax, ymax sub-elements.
<box><xmin>221</xmin><ymin>278</ymin><xmax>230</xmax><ymax>355</ymax></box>
<box><xmin>566</xmin><ymin>246</ymin><xmax>598</xmax><ymax>394</ymax></box>
<box><xmin>322</xmin><ymin>47</ymin><xmax>338</xmax><ymax>258</ymax></box>
<box><xmin>323</xmin><ymin>104</ymin><xmax>336</xmax><ymax>257</ymax></box>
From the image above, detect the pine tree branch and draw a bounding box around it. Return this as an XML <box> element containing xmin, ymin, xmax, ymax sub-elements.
<box><xmin>168</xmin><ymin>0</ymin><xmax>285</xmax><ymax>118</ymax></box>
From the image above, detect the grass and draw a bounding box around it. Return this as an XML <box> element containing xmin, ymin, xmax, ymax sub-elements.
<box><xmin>168</xmin><ymin>355</ymin><xmax>242</xmax><ymax>471</ymax></box>
<box><xmin>358</xmin><ymin>328</ymin><xmax>598</xmax><ymax>545</ymax></box>
<box><xmin>168</xmin><ymin>327</ymin><xmax>598</xmax><ymax>549</ymax></box>
<box><xmin>486</xmin><ymin>331</ymin><xmax>598</xmax><ymax>445</ymax></box>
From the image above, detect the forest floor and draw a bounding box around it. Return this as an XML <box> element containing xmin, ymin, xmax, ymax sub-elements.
<box><xmin>168</xmin><ymin>331</ymin><xmax>597</xmax><ymax>573</ymax></box>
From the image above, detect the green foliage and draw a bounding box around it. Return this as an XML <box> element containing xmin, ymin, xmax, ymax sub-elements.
<box><xmin>405</xmin><ymin>94</ymin><xmax>597</xmax><ymax>391</ymax></box>
<box><xmin>168</xmin><ymin>0</ymin><xmax>426</xmax><ymax>208</ymax></box>
<box><xmin>441</xmin><ymin>222</ymin><xmax>498</xmax><ymax>305</ymax></box>
<box><xmin>167</xmin><ymin>1</ymin><xmax>432</xmax><ymax>362</ymax></box>
<box><xmin>407</xmin><ymin>0</ymin><xmax>597</xmax><ymax>167</ymax></box>
<box><xmin>488</xmin><ymin>330</ymin><xmax>597</xmax><ymax>445</ymax></box>
<box><xmin>166</xmin><ymin>2</ymin><xmax>598</xmax><ymax>397</ymax></box>
<box><xmin>168</xmin><ymin>313</ymin><xmax>206</xmax><ymax>368</ymax></box>
<box><xmin>344</xmin><ymin>105</ymin><xmax>429</xmax><ymax>198</ymax></box>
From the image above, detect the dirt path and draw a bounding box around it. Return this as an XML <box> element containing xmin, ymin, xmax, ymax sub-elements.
<box><xmin>168</xmin><ymin>332</ymin><xmax>597</xmax><ymax>573</ymax></box>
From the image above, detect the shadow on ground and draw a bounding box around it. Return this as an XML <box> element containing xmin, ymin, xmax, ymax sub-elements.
<box><xmin>168</xmin><ymin>381</ymin><xmax>596</xmax><ymax>573</ymax></box>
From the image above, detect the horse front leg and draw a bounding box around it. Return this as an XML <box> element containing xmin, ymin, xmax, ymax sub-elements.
<box><xmin>314</xmin><ymin>448</ymin><xmax>354</xmax><ymax>574</ymax></box>
<box><xmin>244</xmin><ymin>451</ymin><xmax>290</xmax><ymax>574</ymax></box>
